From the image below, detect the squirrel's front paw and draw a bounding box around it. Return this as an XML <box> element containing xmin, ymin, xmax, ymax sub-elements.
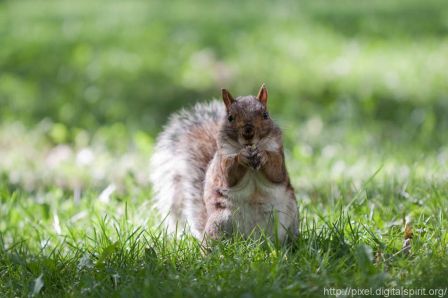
<box><xmin>237</xmin><ymin>147</ymin><xmax>253</xmax><ymax>168</ymax></box>
<box><xmin>240</xmin><ymin>146</ymin><xmax>267</xmax><ymax>170</ymax></box>
<box><xmin>252</xmin><ymin>149</ymin><xmax>268</xmax><ymax>170</ymax></box>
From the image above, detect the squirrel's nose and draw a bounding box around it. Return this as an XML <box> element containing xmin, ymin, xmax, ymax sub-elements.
<box><xmin>242</xmin><ymin>125</ymin><xmax>254</xmax><ymax>140</ymax></box>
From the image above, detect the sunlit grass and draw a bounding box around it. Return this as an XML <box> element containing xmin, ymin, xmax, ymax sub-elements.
<box><xmin>0</xmin><ymin>125</ymin><xmax>447</xmax><ymax>297</ymax></box>
<box><xmin>1</xmin><ymin>0</ymin><xmax>448</xmax><ymax>131</ymax></box>
<box><xmin>1</xmin><ymin>0</ymin><xmax>448</xmax><ymax>296</ymax></box>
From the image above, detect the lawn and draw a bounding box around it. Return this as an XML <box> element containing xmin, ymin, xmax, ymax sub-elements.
<box><xmin>0</xmin><ymin>0</ymin><xmax>447</xmax><ymax>297</ymax></box>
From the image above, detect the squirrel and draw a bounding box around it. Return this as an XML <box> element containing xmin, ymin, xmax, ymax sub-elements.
<box><xmin>150</xmin><ymin>84</ymin><xmax>298</xmax><ymax>242</ymax></box>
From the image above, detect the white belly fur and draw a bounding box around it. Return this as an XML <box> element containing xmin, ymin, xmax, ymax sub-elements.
<box><xmin>227</xmin><ymin>169</ymin><xmax>295</xmax><ymax>240</ymax></box>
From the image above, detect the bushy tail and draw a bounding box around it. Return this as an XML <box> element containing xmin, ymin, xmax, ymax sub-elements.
<box><xmin>149</xmin><ymin>100</ymin><xmax>225</xmax><ymax>236</ymax></box>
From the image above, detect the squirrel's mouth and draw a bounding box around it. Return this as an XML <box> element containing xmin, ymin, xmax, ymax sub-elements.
<box><xmin>239</xmin><ymin>137</ymin><xmax>259</xmax><ymax>148</ymax></box>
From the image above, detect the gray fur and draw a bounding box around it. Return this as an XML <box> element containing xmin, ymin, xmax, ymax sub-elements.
<box><xmin>150</xmin><ymin>100</ymin><xmax>225</xmax><ymax>237</ymax></box>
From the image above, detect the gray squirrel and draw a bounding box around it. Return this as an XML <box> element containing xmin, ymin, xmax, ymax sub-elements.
<box><xmin>150</xmin><ymin>84</ymin><xmax>298</xmax><ymax>241</ymax></box>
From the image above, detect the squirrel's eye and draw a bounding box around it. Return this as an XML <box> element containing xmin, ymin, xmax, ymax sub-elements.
<box><xmin>228</xmin><ymin>115</ymin><xmax>234</xmax><ymax>122</ymax></box>
<box><xmin>263</xmin><ymin>112</ymin><xmax>269</xmax><ymax>120</ymax></box>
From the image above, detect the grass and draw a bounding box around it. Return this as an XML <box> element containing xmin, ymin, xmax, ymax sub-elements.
<box><xmin>1</xmin><ymin>0</ymin><xmax>448</xmax><ymax>296</ymax></box>
<box><xmin>0</xmin><ymin>124</ymin><xmax>447</xmax><ymax>297</ymax></box>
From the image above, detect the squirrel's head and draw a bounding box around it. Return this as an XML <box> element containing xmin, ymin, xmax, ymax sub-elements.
<box><xmin>220</xmin><ymin>84</ymin><xmax>275</xmax><ymax>147</ymax></box>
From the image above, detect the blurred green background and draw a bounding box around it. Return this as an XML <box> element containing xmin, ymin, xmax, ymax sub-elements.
<box><xmin>1</xmin><ymin>0</ymin><xmax>448</xmax><ymax>192</ymax></box>
<box><xmin>1</xmin><ymin>2</ymin><xmax>448</xmax><ymax>296</ymax></box>
<box><xmin>1</xmin><ymin>0</ymin><xmax>447</xmax><ymax>140</ymax></box>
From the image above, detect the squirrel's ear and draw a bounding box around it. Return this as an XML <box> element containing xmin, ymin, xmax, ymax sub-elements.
<box><xmin>256</xmin><ymin>83</ymin><xmax>268</xmax><ymax>106</ymax></box>
<box><xmin>221</xmin><ymin>88</ymin><xmax>235</xmax><ymax>111</ymax></box>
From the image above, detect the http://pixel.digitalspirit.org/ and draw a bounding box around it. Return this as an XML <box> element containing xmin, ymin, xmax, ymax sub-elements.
<box><xmin>323</xmin><ymin>287</ymin><xmax>448</xmax><ymax>297</ymax></box>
